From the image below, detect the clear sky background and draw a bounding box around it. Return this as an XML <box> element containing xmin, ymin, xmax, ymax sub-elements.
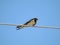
<box><xmin>0</xmin><ymin>0</ymin><xmax>60</xmax><ymax>45</ymax></box>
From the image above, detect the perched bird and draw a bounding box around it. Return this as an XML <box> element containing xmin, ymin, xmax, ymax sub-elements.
<box><xmin>16</xmin><ymin>18</ymin><xmax>38</xmax><ymax>30</ymax></box>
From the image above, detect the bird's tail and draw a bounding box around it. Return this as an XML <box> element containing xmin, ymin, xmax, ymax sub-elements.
<box><xmin>16</xmin><ymin>25</ymin><xmax>24</xmax><ymax>30</ymax></box>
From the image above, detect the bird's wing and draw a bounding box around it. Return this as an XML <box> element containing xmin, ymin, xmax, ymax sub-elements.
<box><xmin>24</xmin><ymin>19</ymin><xmax>34</xmax><ymax>25</ymax></box>
<box><xmin>24</xmin><ymin>20</ymin><xmax>35</xmax><ymax>26</ymax></box>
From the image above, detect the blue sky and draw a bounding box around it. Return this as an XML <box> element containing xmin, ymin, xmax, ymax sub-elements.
<box><xmin>0</xmin><ymin>0</ymin><xmax>60</xmax><ymax>45</ymax></box>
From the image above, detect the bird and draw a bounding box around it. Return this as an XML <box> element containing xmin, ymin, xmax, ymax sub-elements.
<box><xmin>16</xmin><ymin>18</ymin><xmax>38</xmax><ymax>30</ymax></box>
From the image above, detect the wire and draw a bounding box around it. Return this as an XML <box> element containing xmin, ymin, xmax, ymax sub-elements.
<box><xmin>21</xmin><ymin>25</ymin><xmax>60</xmax><ymax>29</ymax></box>
<box><xmin>0</xmin><ymin>23</ymin><xmax>60</xmax><ymax>29</ymax></box>
<box><xmin>31</xmin><ymin>26</ymin><xmax>60</xmax><ymax>29</ymax></box>
<box><xmin>0</xmin><ymin>23</ymin><xmax>21</xmax><ymax>26</ymax></box>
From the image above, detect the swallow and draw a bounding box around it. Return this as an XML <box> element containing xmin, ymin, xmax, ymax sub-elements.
<box><xmin>16</xmin><ymin>18</ymin><xmax>38</xmax><ymax>30</ymax></box>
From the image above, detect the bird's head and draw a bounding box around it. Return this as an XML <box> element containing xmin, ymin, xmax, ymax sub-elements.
<box><xmin>33</xmin><ymin>18</ymin><xmax>38</xmax><ymax>20</ymax></box>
